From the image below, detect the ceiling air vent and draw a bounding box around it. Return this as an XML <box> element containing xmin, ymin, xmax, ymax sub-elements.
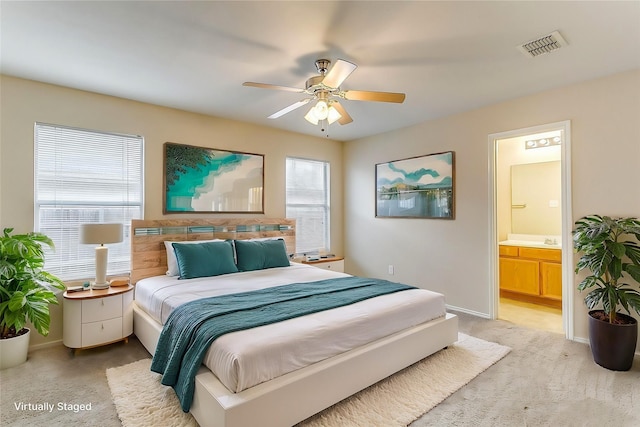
<box><xmin>518</xmin><ymin>30</ymin><xmax>567</xmax><ymax>57</ymax></box>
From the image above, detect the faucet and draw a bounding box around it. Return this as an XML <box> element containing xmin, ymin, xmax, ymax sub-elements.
<box><xmin>544</xmin><ymin>237</ymin><xmax>558</xmax><ymax>245</ymax></box>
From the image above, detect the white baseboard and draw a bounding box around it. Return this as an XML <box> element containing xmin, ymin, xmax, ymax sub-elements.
<box><xmin>29</xmin><ymin>339</ymin><xmax>63</xmax><ymax>351</ymax></box>
<box><xmin>446</xmin><ymin>304</ymin><xmax>490</xmax><ymax>319</ymax></box>
<box><xmin>573</xmin><ymin>336</ymin><xmax>589</xmax><ymax>346</ymax></box>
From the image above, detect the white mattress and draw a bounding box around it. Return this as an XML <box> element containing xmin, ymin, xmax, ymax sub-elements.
<box><xmin>134</xmin><ymin>263</ymin><xmax>446</xmax><ymax>392</ymax></box>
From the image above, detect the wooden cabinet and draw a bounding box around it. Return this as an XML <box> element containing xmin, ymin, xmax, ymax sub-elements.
<box><xmin>499</xmin><ymin>246</ymin><xmax>562</xmax><ymax>308</ymax></box>
<box><xmin>301</xmin><ymin>257</ymin><xmax>345</xmax><ymax>273</ymax></box>
<box><xmin>63</xmin><ymin>285</ymin><xmax>134</xmax><ymax>351</ymax></box>
<box><xmin>499</xmin><ymin>257</ymin><xmax>540</xmax><ymax>295</ymax></box>
<box><xmin>541</xmin><ymin>261</ymin><xmax>563</xmax><ymax>299</ymax></box>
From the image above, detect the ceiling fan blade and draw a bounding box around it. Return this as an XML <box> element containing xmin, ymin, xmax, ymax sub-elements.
<box><xmin>331</xmin><ymin>101</ymin><xmax>353</xmax><ymax>125</ymax></box>
<box><xmin>243</xmin><ymin>82</ymin><xmax>304</xmax><ymax>93</ymax></box>
<box><xmin>267</xmin><ymin>99</ymin><xmax>311</xmax><ymax>119</ymax></box>
<box><xmin>322</xmin><ymin>59</ymin><xmax>357</xmax><ymax>88</ymax></box>
<box><xmin>343</xmin><ymin>90</ymin><xmax>406</xmax><ymax>103</ymax></box>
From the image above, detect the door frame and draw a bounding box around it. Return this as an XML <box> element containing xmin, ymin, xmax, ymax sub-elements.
<box><xmin>488</xmin><ymin>120</ymin><xmax>574</xmax><ymax>340</ymax></box>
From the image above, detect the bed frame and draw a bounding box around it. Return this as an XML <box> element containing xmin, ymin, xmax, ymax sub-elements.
<box><xmin>130</xmin><ymin>218</ymin><xmax>458</xmax><ymax>427</ymax></box>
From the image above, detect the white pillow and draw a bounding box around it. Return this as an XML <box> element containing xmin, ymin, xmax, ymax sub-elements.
<box><xmin>164</xmin><ymin>239</ymin><xmax>224</xmax><ymax>276</ymax></box>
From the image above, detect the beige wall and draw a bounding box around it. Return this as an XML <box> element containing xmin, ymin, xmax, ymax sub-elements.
<box><xmin>344</xmin><ymin>69</ymin><xmax>640</xmax><ymax>347</ymax></box>
<box><xmin>3</xmin><ymin>70</ymin><xmax>640</xmax><ymax>350</ymax></box>
<box><xmin>0</xmin><ymin>75</ymin><xmax>344</xmax><ymax>347</ymax></box>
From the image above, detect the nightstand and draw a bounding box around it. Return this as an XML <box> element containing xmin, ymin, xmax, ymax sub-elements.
<box><xmin>63</xmin><ymin>284</ymin><xmax>134</xmax><ymax>352</ymax></box>
<box><xmin>301</xmin><ymin>256</ymin><xmax>345</xmax><ymax>273</ymax></box>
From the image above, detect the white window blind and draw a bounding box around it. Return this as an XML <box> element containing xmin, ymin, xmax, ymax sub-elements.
<box><xmin>286</xmin><ymin>157</ymin><xmax>330</xmax><ymax>254</ymax></box>
<box><xmin>34</xmin><ymin>123</ymin><xmax>144</xmax><ymax>281</ymax></box>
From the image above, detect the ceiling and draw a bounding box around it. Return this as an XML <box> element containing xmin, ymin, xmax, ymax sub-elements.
<box><xmin>2</xmin><ymin>1</ymin><xmax>639</xmax><ymax>142</ymax></box>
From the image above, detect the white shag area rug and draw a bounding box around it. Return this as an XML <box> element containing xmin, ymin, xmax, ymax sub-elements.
<box><xmin>106</xmin><ymin>333</ymin><xmax>510</xmax><ymax>427</ymax></box>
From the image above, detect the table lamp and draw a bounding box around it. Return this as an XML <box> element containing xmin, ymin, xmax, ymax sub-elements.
<box><xmin>79</xmin><ymin>223</ymin><xmax>123</xmax><ymax>289</ymax></box>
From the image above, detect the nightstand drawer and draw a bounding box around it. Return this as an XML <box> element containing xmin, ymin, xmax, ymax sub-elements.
<box><xmin>82</xmin><ymin>294</ymin><xmax>122</xmax><ymax>323</ymax></box>
<box><xmin>316</xmin><ymin>260</ymin><xmax>344</xmax><ymax>272</ymax></box>
<box><xmin>304</xmin><ymin>259</ymin><xmax>345</xmax><ymax>272</ymax></box>
<box><xmin>81</xmin><ymin>317</ymin><xmax>123</xmax><ymax>347</ymax></box>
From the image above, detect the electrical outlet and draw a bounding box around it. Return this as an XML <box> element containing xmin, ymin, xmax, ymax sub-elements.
<box><xmin>388</xmin><ymin>265</ymin><xmax>394</xmax><ymax>275</ymax></box>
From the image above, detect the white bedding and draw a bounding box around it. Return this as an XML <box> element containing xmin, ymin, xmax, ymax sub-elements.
<box><xmin>134</xmin><ymin>263</ymin><xmax>446</xmax><ymax>392</ymax></box>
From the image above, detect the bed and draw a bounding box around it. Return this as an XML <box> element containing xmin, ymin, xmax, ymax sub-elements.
<box><xmin>130</xmin><ymin>218</ymin><xmax>458</xmax><ymax>427</ymax></box>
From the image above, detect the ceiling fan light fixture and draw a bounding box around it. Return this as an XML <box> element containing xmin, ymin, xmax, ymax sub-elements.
<box><xmin>304</xmin><ymin>108</ymin><xmax>319</xmax><ymax>125</ymax></box>
<box><xmin>245</xmin><ymin>58</ymin><xmax>405</xmax><ymax>127</ymax></box>
<box><xmin>327</xmin><ymin>106</ymin><xmax>342</xmax><ymax>125</ymax></box>
<box><xmin>312</xmin><ymin>100</ymin><xmax>329</xmax><ymax>120</ymax></box>
<box><xmin>305</xmin><ymin>102</ymin><xmax>341</xmax><ymax>126</ymax></box>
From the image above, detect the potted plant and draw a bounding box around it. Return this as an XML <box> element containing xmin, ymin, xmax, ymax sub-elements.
<box><xmin>573</xmin><ymin>215</ymin><xmax>640</xmax><ymax>371</ymax></box>
<box><xmin>0</xmin><ymin>228</ymin><xmax>65</xmax><ymax>369</ymax></box>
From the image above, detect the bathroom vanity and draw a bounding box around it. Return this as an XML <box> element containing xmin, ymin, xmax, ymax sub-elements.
<box><xmin>499</xmin><ymin>236</ymin><xmax>562</xmax><ymax>309</ymax></box>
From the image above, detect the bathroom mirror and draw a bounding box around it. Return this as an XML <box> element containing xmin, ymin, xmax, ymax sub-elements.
<box><xmin>511</xmin><ymin>161</ymin><xmax>561</xmax><ymax>235</ymax></box>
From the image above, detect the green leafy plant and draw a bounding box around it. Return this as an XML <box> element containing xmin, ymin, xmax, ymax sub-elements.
<box><xmin>573</xmin><ymin>215</ymin><xmax>640</xmax><ymax>324</ymax></box>
<box><xmin>0</xmin><ymin>228</ymin><xmax>65</xmax><ymax>339</ymax></box>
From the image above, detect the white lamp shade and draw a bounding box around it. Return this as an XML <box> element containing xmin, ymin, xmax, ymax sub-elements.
<box><xmin>79</xmin><ymin>223</ymin><xmax>123</xmax><ymax>289</ymax></box>
<box><xmin>304</xmin><ymin>100</ymin><xmax>342</xmax><ymax>126</ymax></box>
<box><xmin>313</xmin><ymin>100</ymin><xmax>329</xmax><ymax>120</ymax></box>
<box><xmin>79</xmin><ymin>223</ymin><xmax>123</xmax><ymax>245</ymax></box>
<box><xmin>304</xmin><ymin>108</ymin><xmax>319</xmax><ymax>125</ymax></box>
<box><xmin>327</xmin><ymin>106</ymin><xmax>342</xmax><ymax>124</ymax></box>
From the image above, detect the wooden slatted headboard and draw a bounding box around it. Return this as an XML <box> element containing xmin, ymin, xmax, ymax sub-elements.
<box><xmin>130</xmin><ymin>218</ymin><xmax>295</xmax><ymax>284</ymax></box>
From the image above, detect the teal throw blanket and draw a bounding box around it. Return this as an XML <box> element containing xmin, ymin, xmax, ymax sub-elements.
<box><xmin>150</xmin><ymin>276</ymin><xmax>415</xmax><ymax>411</ymax></box>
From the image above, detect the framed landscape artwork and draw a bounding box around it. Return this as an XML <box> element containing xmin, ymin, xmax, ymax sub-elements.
<box><xmin>376</xmin><ymin>151</ymin><xmax>455</xmax><ymax>219</ymax></box>
<box><xmin>164</xmin><ymin>142</ymin><xmax>264</xmax><ymax>213</ymax></box>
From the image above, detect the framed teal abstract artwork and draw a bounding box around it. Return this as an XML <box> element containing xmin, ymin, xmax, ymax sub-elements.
<box><xmin>164</xmin><ymin>142</ymin><xmax>264</xmax><ymax>213</ymax></box>
<box><xmin>376</xmin><ymin>151</ymin><xmax>455</xmax><ymax>219</ymax></box>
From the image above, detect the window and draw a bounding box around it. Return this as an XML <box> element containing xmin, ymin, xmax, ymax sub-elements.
<box><xmin>286</xmin><ymin>157</ymin><xmax>330</xmax><ymax>254</ymax></box>
<box><xmin>34</xmin><ymin>123</ymin><xmax>144</xmax><ymax>280</ymax></box>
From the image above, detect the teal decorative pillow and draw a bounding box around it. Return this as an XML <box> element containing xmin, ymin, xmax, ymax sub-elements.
<box><xmin>164</xmin><ymin>239</ymin><xmax>224</xmax><ymax>276</ymax></box>
<box><xmin>234</xmin><ymin>239</ymin><xmax>290</xmax><ymax>271</ymax></box>
<box><xmin>172</xmin><ymin>241</ymin><xmax>238</xmax><ymax>279</ymax></box>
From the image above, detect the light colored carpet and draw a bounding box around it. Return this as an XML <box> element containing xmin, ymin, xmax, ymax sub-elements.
<box><xmin>3</xmin><ymin>312</ymin><xmax>639</xmax><ymax>426</ymax></box>
<box><xmin>106</xmin><ymin>333</ymin><xmax>510</xmax><ymax>427</ymax></box>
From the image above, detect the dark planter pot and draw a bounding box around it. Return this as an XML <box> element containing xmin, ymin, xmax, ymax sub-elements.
<box><xmin>588</xmin><ymin>310</ymin><xmax>638</xmax><ymax>371</ymax></box>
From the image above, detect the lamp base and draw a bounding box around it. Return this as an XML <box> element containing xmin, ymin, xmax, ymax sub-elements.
<box><xmin>91</xmin><ymin>281</ymin><xmax>110</xmax><ymax>290</ymax></box>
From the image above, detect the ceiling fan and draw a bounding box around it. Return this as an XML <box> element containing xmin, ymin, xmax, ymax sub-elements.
<box><xmin>243</xmin><ymin>59</ymin><xmax>406</xmax><ymax>127</ymax></box>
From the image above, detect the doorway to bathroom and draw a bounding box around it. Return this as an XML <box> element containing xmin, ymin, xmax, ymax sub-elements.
<box><xmin>488</xmin><ymin>121</ymin><xmax>574</xmax><ymax>339</ymax></box>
